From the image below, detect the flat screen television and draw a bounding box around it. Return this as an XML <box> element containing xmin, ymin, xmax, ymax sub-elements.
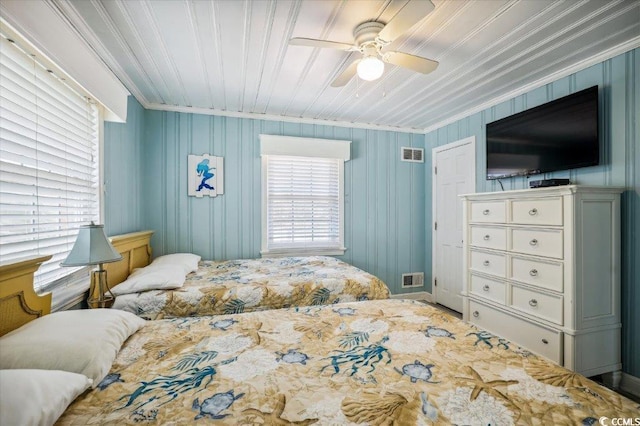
<box><xmin>486</xmin><ymin>86</ymin><xmax>599</xmax><ymax>180</ymax></box>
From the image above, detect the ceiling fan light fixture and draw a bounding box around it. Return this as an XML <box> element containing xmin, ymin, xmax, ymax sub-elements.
<box><xmin>357</xmin><ymin>56</ymin><xmax>384</xmax><ymax>81</ymax></box>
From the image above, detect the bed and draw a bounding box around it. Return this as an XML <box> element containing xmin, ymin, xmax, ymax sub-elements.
<box><xmin>105</xmin><ymin>231</ymin><xmax>390</xmax><ymax>319</ymax></box>
<box><xmin>1</xmin><ymin>257</ymin><xmax>638</xmax><ymax>425</ymax></box>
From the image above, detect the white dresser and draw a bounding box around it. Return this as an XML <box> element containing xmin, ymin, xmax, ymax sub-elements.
<box><xmin>460</xmin><ymin>185</ymin><xmax>623</xmax><ymax>383</ymax></box>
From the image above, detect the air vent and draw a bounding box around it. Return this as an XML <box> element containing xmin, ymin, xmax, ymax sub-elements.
<box><xmin>401</xmin><ymin>147</ymin><xmax>424</xmax><ymax>163</ymax></box>
<box><xmin>402</xmin><ymin>272</ymin><xmax>424</xmax><ymax>288</ymax></box>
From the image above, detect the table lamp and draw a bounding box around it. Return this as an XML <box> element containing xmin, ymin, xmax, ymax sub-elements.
<box><xmin>61</xmin><ymin>222</ymin><xmax>123</xmax><ymax>308</ymax></box>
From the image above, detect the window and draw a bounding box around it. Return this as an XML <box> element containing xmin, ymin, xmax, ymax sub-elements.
<box><xmin>0</xmin><ymin>34</ymin><xmax>100</xmax><ymax>291</ymax></box>
<box><xmin>260</xmin><ymin>135</ymin><xmax>350</xmax><ymax>256</ymax></box>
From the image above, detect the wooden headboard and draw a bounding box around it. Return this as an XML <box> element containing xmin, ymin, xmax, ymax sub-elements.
<box><xmin>0</xmin><ymin>232</ymin><xmax>152</xmax><ymax>336</ymax></box>
<box><xmin>105</xmin><ymin>230</ymin><xmax>154</xmax><ymax>290</ymax></box>
<box><xmin>0</xmin><ymin>255</ymin><xmax>52</xmax><ymax>337</ymax></box>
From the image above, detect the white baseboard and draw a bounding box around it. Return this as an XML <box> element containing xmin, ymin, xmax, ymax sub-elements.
<box><xmin>620</xmin><ymin>372</ymin><xmax>640</xmax><ymax>399</ymax></box>
<box><xmin>390</xmin><ymin>291</ymin><xmax>433</xmax><ymax>303</ymax></box>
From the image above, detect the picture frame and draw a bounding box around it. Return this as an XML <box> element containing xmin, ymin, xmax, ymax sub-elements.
<box><xmin>187</xmin><ymin>154</ymin><xmax>224</xmax><ymax>197</ymax></box>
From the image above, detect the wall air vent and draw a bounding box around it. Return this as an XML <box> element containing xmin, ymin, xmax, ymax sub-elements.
<box><xmin>402</xmin><ymin>272</ymin><xmax>424</xmax><ymax>288</ymax></box>
<box><xmin>401</xmin><ymin>147</ymin><xmax>424</xmax><ymax>163</ymax></box>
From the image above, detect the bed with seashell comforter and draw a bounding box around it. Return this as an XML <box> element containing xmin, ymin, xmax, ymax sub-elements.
<box><xmin>58</xmin><ymin>299</ymin><xmax>639</xmax><ymax>425</ymax></box>
<box><xmin>112</xmin><ymin>256</ymin><xmax>390</xmax><ymax>320</ymax></box>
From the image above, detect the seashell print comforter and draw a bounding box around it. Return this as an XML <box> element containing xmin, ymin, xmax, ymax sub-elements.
<box><xmin>59</xmin><ymin>299</ymin><xmax>640</xmax><ymax>425</ymax></box>
<box><xmin>112</xmin><ymin>256</ymin><xmax>390</xmax><ymax>320</ymax></box>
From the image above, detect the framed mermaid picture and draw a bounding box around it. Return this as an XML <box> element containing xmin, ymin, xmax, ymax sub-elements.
<box><xmin>187</xmin><ymin>154</ymin><xmax>224</xmax><ymax>197</ymax></box>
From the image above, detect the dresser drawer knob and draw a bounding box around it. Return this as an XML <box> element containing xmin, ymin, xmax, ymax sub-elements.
<box><xmin>483</xmin><ymin>260</ymin><xmax>490</xmax><ymax>266</ymax></box>
<box><xmin>483</xmin><ymin>285</ymin><xmax>490</xmax><ymax>292</ymax></box>
<box><xmin>529</xmin><ymin>269</ymin><xmax>538</xmax><ymax>277</ymax></box>
<box><xmin>529</xmin><ymin>299</ymin><xmax>538</xmax><ymax>307</ymax></box>
<box><xmin>483</xmin><ymin>235</ymin><xmax>491</xmax><ymax>241</ymax></box>
<box><xmin>541</xmin><ymin>338</ymin><xmax>549</xmax><ymax>344</ymax></box>
<box><xmin>529</xmin><ymin>208</ymin><xmax>538</xmax><ymax>216</ymax></box>
<box><xmin>483</xmin><ymin>209</ymin><xmax>490</xmax><ymax>215</ymax></box>
<box><xmin>529</xmin><ymin>239</ymin><xmax>538</xmax><ymax>246</ymax></box>
<box><xmin>473</xmin><ymin>311</ymin><xmax>479</xmax><ymax>318</ymax></box>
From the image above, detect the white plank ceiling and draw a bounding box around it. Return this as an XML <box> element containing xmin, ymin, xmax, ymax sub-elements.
<box><xmin>54</xmin><ymin>0</ymin><xmax>640</xmax><ymax>132</ymax></box>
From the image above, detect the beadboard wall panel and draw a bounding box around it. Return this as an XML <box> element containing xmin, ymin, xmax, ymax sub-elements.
<box><xmin>622</xmin><ymin>48</ymin><xmax>639</xmax><ymax>379</ymax></box>
<box><xmin>103</xmin><ymin>96</ymin><xmax>145</xmax><ymax>236</ymax></box>
<box><xmin>424</xmin><ymin>48</ymin><xmax>639</xmax><ymax>377</ymax></box>
<box><xmin>141</xmin><ymin>112</ymin><xmax>425</xmax><ymax>295</ymax></box>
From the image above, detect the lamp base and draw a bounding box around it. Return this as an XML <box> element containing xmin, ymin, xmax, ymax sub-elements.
<box><xmin>87</xmin><ymin>269</ymin><xmax>115</xmax><ymax>309</ymax></box>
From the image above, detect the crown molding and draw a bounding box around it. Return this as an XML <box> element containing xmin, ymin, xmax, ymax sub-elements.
<box><xmin>140</xmin><ymin>36</ymin><xmax>638</xmax><ymax>136</ymax></box>
<box><xmin>143</xmin><ymin>102</ymin><xmax>425</xmax><ymax>134</ymax></box>
<box><xmin>423</xmin><ymin>37</ymin><xmax>640</xmax><ymax>134</ymax></box>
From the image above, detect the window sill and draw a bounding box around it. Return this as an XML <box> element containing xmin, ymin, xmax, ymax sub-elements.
<box><xmin>261</xmin><ymin>247</ymin><xmax>346</xmax><ymax>258</ymax></box>
<box><xmin>38</xmin><ymin>268</ymin><xmax>90</xmax><ymax>312</ymax></box>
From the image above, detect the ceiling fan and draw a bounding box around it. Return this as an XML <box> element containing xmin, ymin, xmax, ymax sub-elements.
<box><xmin>289</xmin><ymin>0</ymin><xmax>439</xmax><ymax>87</ymax></box>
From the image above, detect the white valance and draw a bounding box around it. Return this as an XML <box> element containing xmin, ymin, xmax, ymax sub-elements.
<box><xmin>0</xmin><ymin>6</ymin><xmax>130</xmax><ymax>122</ymax></box>
<box><xmin>259</xmin><ymin>135</ymin><xmax>351</xmax><ymax>161</ymax></box>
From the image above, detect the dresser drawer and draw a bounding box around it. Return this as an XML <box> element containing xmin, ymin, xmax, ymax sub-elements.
<box><xmin>470</xmin><ymin>250</ymin><xmax>506</xmax><ymax>278</ymax></box>
<box><xmin>469</xmin><ymin>300</ymin><xmax>562</xmax><ymax>364</ymax></box>
<box><xmin>511</xmin><ymin>285</ymin><xmax>563</xmax><ymax>325</ymax></box>
<box><xmin>470</xmin><ymin>274</ymin><xmax>506</xmax><ymax>304</ymax></box>
<box><xmin>511</xmin><ymin>197</ymin><xmax>563</xmax><ymax>226</ymax></box>
<box><xmin>470</xmin><ymin>226</ymin><xmax>507</xmax><ymax>250</ymax></box>
<box><xmin>470</xmin><ymin>201</ymin><xmax>506</xmax><ymax>223</ymax></box>
<box><xmin>511</xmin><ymin>257</ymin><xmax>563</xmax><ymax>292</ymax></box>
<box><xmin>511</xmin><ymin>228</ymin><xmax>563</xmax><ymax>259</ymax></box>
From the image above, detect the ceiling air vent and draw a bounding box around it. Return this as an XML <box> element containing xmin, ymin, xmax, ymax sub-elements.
<box><xmin>402</xmin><ymin>272</ymin><xmax>424</xmax><ymax>288</ymax></box>
<box><xmin>401</xmin><ymin>147</ymin><xmax>424</xmax><ymax>163</ymax></box>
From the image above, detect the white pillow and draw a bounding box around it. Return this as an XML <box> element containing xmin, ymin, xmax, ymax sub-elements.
<box><xmin>111</xmin><ymin>264</ymin><xmax>186</xmax><ymax>295</ymax></box>
<box><xmin>151</xmin><ymin>253</ymin><xmax>201</xmax><ymax>274</ymax></box>
<box><xmin>0</xmin><ymin>309</ymin><xmax>145</xmax><ymax>386</ymax></box>
<box><xmin>0</xmin><ymin>369</ymin><xmax>92</xmax><ymax>426</ymax></box>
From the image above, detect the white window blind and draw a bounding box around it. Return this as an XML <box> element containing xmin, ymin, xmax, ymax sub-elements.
<box><xmin>0</xmin><ymin>35</ymin><xmax>100</xmax><ymax>290</ymax></box>
<box><xmin>263</xmin><ymin>155</ymin><xmax>344</xmax><ymax>255</ymax></box>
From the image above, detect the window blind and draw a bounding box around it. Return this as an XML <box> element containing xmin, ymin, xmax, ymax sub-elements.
<box><xmin>265</xmin><ymin>155</ymin><xmax>342</xmax><ymax>251</ymax></box>
<box><xmin>0</xmin><ymin>35</ymin><xmax>99</xmax><ymax>290</ymax></box>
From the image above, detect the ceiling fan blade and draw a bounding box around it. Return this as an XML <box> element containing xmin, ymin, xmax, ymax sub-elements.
<box><xmin>289</xmin><ymin>37</ymin><xmax>355</xmax><ymax>51</ymax></box>
<box><xmin>331</xmin><ymin>60</ymin><xmax>360</xmax><ymax>87</ymax></box>
<box><xmin>378</xmin><ymin>0</ymin><xmax>435</xmax><ymax>42</ymax></box>
<box><xmin>384</xmin><ymin>51</ymin><xmax>439</xmax><ymax>74</ymax></box>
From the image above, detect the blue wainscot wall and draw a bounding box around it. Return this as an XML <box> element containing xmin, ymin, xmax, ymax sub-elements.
<box><xmin>424</xmin><ymin>48</ymin><xmax>639</xmax><ymax>378</ymax></box>
<box><xmin>106</xmin><ymin>106</ymin><xmax>426</xmax><ymax>295</ymax></box>
<box><xmin>104</xmin><ymin>96</ymin><xmax>146</xmax><ymax>235</ymax></box>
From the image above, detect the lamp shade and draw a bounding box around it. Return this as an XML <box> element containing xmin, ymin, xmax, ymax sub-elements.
<box><xmin>61</xmin><ymin>223</ymin><xmax>122</xmax><ymax>266</ymax></box>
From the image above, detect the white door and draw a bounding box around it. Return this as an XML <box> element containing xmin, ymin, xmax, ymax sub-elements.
<box><xmin>432</xmin><ymin>137</ymin><xmax>476</xmax><ymax>312</ymax></box>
